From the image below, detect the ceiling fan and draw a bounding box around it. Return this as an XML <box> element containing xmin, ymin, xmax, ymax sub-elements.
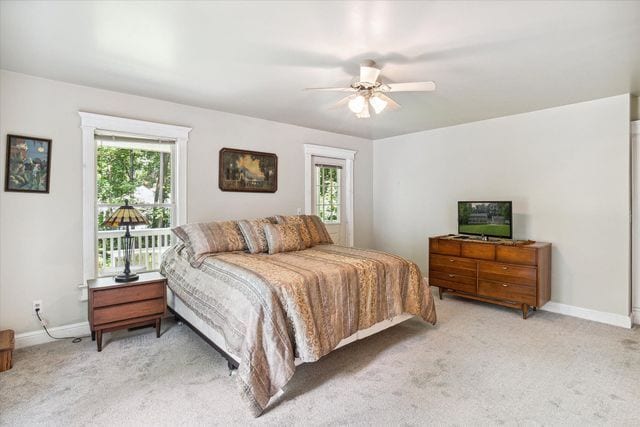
<box><xmin>305</xmin><ymin>60</ymin><xmax>436</xmax><ymax>118</ymax></box>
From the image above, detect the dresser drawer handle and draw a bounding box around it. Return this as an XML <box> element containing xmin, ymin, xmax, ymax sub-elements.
<box><xmin>502</xmin><ymin>284</ymin><xmax>509</xmax><ymax>287</ymax></box>
<box><xmin>502</xmin><ymin>267</ymin><xmax>508</xmax><ymax>270</ymax></box>
<box><xmin>449</xmin><ymin>259</ymin><xmax>455</xmax><ymax>262</ymax></box>
<box><xmin>448</xmin><ymin>274</ymin><xmax>455</xmax><ymax>278</ymax></box>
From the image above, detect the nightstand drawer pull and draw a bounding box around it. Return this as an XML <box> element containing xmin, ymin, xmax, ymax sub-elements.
<box><xmin>449</xmin><ymin>259</ymin><xmax>455</xmax><ymax>262</ymax></box>
<box><xmin>448</xmin><ymin>274</ymin><xmax>456</xmax><ymax>278</ymax></box>
<box><xmin>502</xmin><ymin>267</ymin><xmax>508</xmax><ymax>270</ymax></box>
<box><xmin>502</xmin><ymin>284</ymin><xmax>509</xmax><ymax>287</ymax></box>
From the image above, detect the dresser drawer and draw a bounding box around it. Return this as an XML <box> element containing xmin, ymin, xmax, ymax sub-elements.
<box><xmin>430</xmin><ymin>254</ymin><xmax>477</xmax><ymax>277</ymax></box>
<box><xmin>496</xmin><ymin>246</ymin><xmax>537</xmax><ymax>266</ymax></box>
<box><xmin>93</xmin><ymin>282</ymin><xmax>165</xmax><ymax>308</ymax></box>
<box><xmin>478</xmin><ymin>261</ymin><xmax>536</xmax><ymax>286</ymax></box>
<box><xmin>93</xmin><ymin>298</ymin><xmax>165</xmax><ymax>326</ymax></box>
<box><xmin>478</xmin><ymin>279</ymin><xmax>536</xmax><ymax>305</ymax></box>
<box><xmin>461</xmin><ymin>242</ymin><xmax>496</xmax><ymax>260</ymax></box>
<box><xmin>430</xmin><ymin>276</ymin><xmax>476</xmax><ymax>294</ymax></box>
<box><xmin>429</xmin><ymin>239</ymin><xmax>461</xmax><ymax>256</ymax></box>
<box><xmin>429</xmin><ymin>270</ymin><xmax>476</xmax><ymax>286</ymax></box>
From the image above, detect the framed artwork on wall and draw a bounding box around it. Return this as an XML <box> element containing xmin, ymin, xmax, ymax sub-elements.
<box><xmin>5</xmin><ymin>134</ymin><xmax>52</xmax><ymax>193</ymax></box>
<box><xmin>219</xmin><ymin>148</ymin><xmax>277</xmax><ymax>193</ymax></box>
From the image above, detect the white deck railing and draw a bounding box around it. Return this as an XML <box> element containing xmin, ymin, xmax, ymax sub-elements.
<box><xmin>97</xmin><ymin>227</ymin><xmax>172</xmax><ymax>276</ymax></box>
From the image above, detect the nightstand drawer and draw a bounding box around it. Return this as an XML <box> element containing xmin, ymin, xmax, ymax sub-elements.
<box><xmin>93</xmin><ymin>298</ymin><xmax>165</xmax><ymax>326</ymax></box>
<box><xmin>93</xmin><ymin>282</ymin><xmax>164</xmax><ymax>308</ymax></box>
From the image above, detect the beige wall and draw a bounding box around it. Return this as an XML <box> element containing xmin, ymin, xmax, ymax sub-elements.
<box><xmin>373</xmin><ymin>95</ymin><xmax>631</xmax><ymax>317</ymax></box>
<box><xmin>0</xmin><ymin>69</ymin><xmax>634</xmax><ymax>333</ymax></box>
<box><xmin>0</xmin><ymin>71</ymin><xmax>373</xmax><ymax>334</ymax></box>
<box><xmin>632</xmin><ymin>95</ymin><xmax>639</xmax><ymax>121</ymax></box>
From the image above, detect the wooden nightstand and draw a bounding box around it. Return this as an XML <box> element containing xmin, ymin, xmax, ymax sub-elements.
<box><xmin>87</xmin><ymin>272</ymin><xmax>167</xmax><ymax>352</ymax></box>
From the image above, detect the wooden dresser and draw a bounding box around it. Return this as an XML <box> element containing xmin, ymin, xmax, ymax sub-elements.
<box><xmin>88</xmin><ymin>272</ymin><xmax>167</xmax><ymax>351</ymax></box>
<box><xmin>429</xmin><ymin>236</ymin><xmax>551</xmax><ymax>318</ymax></box>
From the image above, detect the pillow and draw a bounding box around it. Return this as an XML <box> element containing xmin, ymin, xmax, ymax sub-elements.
<box><xmin>238</xmin><ymin>217</ymin><xmax>273</xmax><ymax>254</ymax></box>
<box><xmin>263</xmin><ymin>223</ymin><xmax>306</xmax><ymax>254</ymax></box>
<box><xmin>172</xmin><ymin>220</ymin><xmax>247</xmax><ymax>266</ymax></box>
<box><xmin>274</xmin><ymin>215</ymin><xmax>312</xmax><ymax>248</ymax></box>
<box><xmin>302</xmin><ymin>215</ymin><xmax>333</xmax><ymax>245</ymax></box>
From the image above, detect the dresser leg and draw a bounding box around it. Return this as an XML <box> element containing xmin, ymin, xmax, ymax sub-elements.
<box><xmin>156</xmin><ymin>319</ymin><xmax>161</xmax><ymax>338</ymax></box>
<box><xmin>91</xmin><ymin>331</ymin><xmax>96</xmax><ymax>341</ymax></box>
<box><xmin>439</xmin><ymin>288</ymin><xmax>444</xmax><ymax>300</ymax></box>
<box><xmin>96</xmin><ymin>330</ymin><xmax>103</xmax><ymax>352</ymax></box>
<box><xmin>522</xmin><ymin>304</ymin><xmax>529</xmax><ymax>320</ymax></box>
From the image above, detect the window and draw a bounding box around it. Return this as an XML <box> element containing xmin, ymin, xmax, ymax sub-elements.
<box><xmin>96</xmin><ymin>134</ymin><xmax>175</xmax><ymax>276</ymax></box>
<box><xmin>315</xmin><ymin>165</ymin><xmax>341</xmax><ymax>223</ymax></box>
<box><xmin>304</xmin><ymin>144</ymin><xmax>355</xmax><ymax>247</ymax></box>
<box><xmin>80</xmin><ymin>111</ymin><xmax>191</xmax><ymax>285</ymax></box>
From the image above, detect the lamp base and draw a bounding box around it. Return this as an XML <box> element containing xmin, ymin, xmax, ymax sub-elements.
<box><xmin>114</xmin><ymin>273</ymin><xmax>139</xmax><ymax>282</ymax></box>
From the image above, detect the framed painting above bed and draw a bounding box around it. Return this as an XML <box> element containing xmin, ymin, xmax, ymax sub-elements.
<box><xmin>219</xmin><ymin>147</ymin><xmax>277</xmax><ymax>193</ymax></box>
<box><xmin>5</xmin><ymin>134</ymin><xmax>52</xmax><ymax>193</ymax></box>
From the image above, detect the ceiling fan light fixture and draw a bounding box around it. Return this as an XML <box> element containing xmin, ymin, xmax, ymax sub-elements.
<box><xmin>306</xmin><ymin>59</ymin><xmax>434</xmax><ymax>117</ymax></box>
<box><xmin>369</xmin><ymin>94</ymin><xmax>388</xmax><ymax>114</ymax></box>
<box><xmin>356</xmin><ymin>101</ymin><xmax>370</xmax><ymax>119</ymax></box>
<box><xmin>348</xmin><ymin>95</ymin><xmax>366</xmax><ymax>113</ymax></box>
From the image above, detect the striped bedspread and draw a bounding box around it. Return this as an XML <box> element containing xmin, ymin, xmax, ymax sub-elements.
<box><xmin>160</xmin><ymin>243</ymin><xmax>437</xmax><ymax>416</ymax></box>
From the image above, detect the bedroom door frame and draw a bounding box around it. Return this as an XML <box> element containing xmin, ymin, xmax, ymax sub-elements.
<box><xmin>632</xmin><ymin>120</ymin><xmax>639</xmax><ymax>325</ymax></box>
<box><xmin>304</xmin><ymin>144</ymin><xmax>356</xmax><ymax>247</ymax></box>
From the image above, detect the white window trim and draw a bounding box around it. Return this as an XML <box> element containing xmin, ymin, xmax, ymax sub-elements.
<box><xmin>79</xmin><ymin>112</ymin><xmax>191</xmax><ymax>283</ymax></box>
<box><xmin>304</xmin><ymin>144</ymin><xmax>356</xmax><ymax>246</ymax></box>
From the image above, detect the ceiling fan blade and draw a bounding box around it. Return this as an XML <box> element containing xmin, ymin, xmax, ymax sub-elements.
<box><xmin>376</xmin><ymin>93</ymin><xmax>401</xmax><ymax>110</ymax></box>
<box><xmin>386</xmin><ymin>81</ymin><xmax>436</xmax><ymax>92</ymax></box>
<box><xmin>360</xmin><ymin>64</ymin><xmax>381</xmax><ymax>84</ymax></box>
<box><xmin>304</xmin><ymin>87</ymin><xmax>356</xmax><ymax>92</ymax></box>
<box><xmin>330</xmin><ymin>94</ymin><xmax>356</xmax><ymax>109</ymax></box>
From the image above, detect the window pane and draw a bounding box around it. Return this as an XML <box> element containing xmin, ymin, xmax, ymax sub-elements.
<box><xmin>314</xmin><ymin>165</ymin><xmax>341</xmax><ymax>224</ymax></box>
<box><xmin>97</xmin><ymin>146</ymin><xmax>172</xmax><ymax>205</ymax></box>
<box><xmin>96</xmin><ymin>142</ymin><xmax>174</xmax><ymax>276</ymax></box>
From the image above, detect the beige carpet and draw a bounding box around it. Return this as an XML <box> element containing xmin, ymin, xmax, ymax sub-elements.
<box><xmin>1</xmin><ymin>297</ymin><xmax>639</xmax><ymax>426</ymax></box>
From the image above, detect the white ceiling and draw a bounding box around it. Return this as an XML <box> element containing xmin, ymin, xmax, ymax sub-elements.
<box><xmin>1</xmin><ymin>1</ymin><xmax>639</xmax><ymax>139</ymax></box>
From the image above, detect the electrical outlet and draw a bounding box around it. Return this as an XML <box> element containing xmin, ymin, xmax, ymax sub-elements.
<box><xmin>296</xmin><ymin>207</ymin><xmax>302</xmax><ymax>215</ymax></box>
<box><xmin>33</xmin><ymin>300</ymin><xmax>42</xmax><ymax>313</ymax></box>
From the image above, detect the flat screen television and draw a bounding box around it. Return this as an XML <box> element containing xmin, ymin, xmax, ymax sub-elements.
<box><xmin>458</xmin><ymin>201</ymin><xmax>512</xmax><ymax>239</ymax></box>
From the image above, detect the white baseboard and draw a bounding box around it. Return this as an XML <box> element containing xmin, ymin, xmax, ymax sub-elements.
<box><xmin>541</xmin><ymin>302</ymin><xmax>632</xmax><ymax>329</ymax></box>
<box><xmin>15</xmin><ymin>322</ymin><xmax>90</xmax><ymax>349</ymax></box>
<box><xmin>12</xmin><ymin>304</ymin><xmax>636</xmax><ymax>348</ymax></box>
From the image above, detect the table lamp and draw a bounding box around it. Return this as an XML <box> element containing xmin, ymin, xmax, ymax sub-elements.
<box><xmin>103</xmin><ymin>199</ymin><xmax>149</xmax><ymax>282</ymax></box>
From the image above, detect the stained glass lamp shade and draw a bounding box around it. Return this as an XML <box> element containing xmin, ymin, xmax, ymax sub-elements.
<box><xmin>103</xmin><ymin>200</ymin><xmax>149</xmax><ymax>282</ymax></box>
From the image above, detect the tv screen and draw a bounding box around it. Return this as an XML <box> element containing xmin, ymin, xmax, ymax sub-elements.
<box><xmin>458</xmin><ymin>201</ymin><xmax>512</xmax><ymax>238</ymax></box>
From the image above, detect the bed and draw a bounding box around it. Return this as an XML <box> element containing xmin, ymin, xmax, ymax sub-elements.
<box><xmin>160</xmin><ymin>237</ymin><xmax>436</xmax><ymax>416</ymax></box>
